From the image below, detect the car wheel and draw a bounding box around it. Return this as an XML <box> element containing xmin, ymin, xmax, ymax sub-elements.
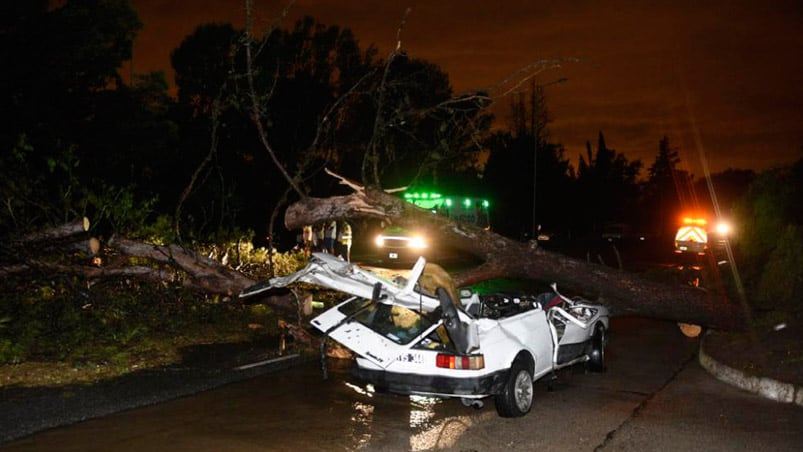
<box><xmin>587</xmin><ymin>324</ymin><xmax>606</xmax><ymax>372</ymax></box>
<box><xmin>494</xmin><ymin>361</ymin><xmax>533</xmax><ymax>417</ymax></box>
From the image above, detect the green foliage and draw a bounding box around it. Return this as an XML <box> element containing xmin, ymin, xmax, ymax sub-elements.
<box><xmin>2</xmin><ymin>0</ymin><xmax>143</xmax><ymax>155</ymax></box>
<box><xmin>83</xmin><ymin>184</ymin><xmax>158</xmax><ymax>235</ymax></box>
<box><xmin>270</xmin><ymin>248</ymin><xmax>310</xmax><ymax>276</ymax></box>
<box><xmin>733</xmin><ymin>159</ymin><xmax>803</xmax><ymax>312</ymax></box>
<box><xmin>0</xmin><ymin>1</ymin><xmax>178</xmax><ymax>240</ymax></box>
<box><xmin>0</xmin><ymin>134</ymin><xmax>173</xmax><ymax>240</ymax></box>
<box><xmin>0</xmin><ymin>235</ymin><xmax>312</xmax><ymax>366</ymax></box>
<box><xmin>0</xmin><ymin>272</ymin><xmax>271</xmax><ymax>366</ymax></box>
<box><xmin>753</xmin><ymin>226</ymin><xmax>803</xmax><ymax>311</ymax></box>
<box><xmin>199</xmin><ymin>237</ymin><xmax>309</xmax><ymax>279</ymax></box>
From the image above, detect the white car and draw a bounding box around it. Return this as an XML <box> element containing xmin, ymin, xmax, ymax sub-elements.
<box><xmin>240</xmin><ymin>252</ymin><xmax>609</xmax><ymax>417</ymax></box>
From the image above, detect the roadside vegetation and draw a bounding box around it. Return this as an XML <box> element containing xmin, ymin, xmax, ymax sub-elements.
<box><xmin>0</xmin><ymin>242</ymin><xmax>309</xmax><ymax>386</ymax></box>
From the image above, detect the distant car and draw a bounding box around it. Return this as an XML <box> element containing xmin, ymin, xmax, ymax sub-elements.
<box><xmin>373</xmin><ymin>225</ymin><xmax>429</xmax><ymax>262</ymax></box>
<box><xmin>240</xmin><ymin>253</ymin><xmax>609</xmax><ymax>417</ymax></box>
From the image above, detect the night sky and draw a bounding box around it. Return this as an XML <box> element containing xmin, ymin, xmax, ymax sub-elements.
<box><xmin>129</xmin><ymin>0</ymin><xmax>803</xmax><ymax>177</ymax></box>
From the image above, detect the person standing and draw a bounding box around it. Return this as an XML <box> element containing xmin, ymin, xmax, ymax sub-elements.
<box><xmin>302</xmin><ymin>225</ymin><xmax>314</xmax><ymax>257</ymax></box>
<box><xmin>324</xmin><ymin>220</ymin><xmax>337</xmax><ymax>254</ymax></box>
<box><xmin>339</xmin><ymin>221</ymin><xmax>353</xmax><ymax>262</ymax></box>
<box><xmin>315</xmin><ymin>223</ymin><xmax>325</xmax><ymax>252</ymax></box>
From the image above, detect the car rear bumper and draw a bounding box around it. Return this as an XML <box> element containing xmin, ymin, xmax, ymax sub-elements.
<box><xmin>352</xmin><ymin>367</ymin><xmax>507</xmax><ymax>398</ymax></box>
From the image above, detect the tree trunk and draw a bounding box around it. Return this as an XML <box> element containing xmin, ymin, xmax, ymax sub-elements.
<box><xmin>108</xmin><ymin>236</ymin><xmax>256</xmax><ymax>295</ymax></box>
<box><xmin>17</xmin><ymin>217</ymin><xmax>90</xmax><ymax>243</ymax></box>
<box><xmin>285</xmin><ymin>188</ymin><xmax>744</xmax><ymax>330</ymax></box>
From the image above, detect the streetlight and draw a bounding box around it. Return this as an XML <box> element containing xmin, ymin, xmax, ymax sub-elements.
<box><xmin>531</xmin><ymin>77</ymin><xmax>567</xmax><ymax>240</ymax></box>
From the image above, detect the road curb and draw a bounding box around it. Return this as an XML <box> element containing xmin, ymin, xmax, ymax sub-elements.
<box><xmin>699</xmin><ymin>333</ymin><xmax>803</xmax><ymax>407</ymax></box>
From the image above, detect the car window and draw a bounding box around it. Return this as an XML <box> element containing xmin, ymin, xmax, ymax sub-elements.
<box><xmin>337</xmin><ymin>298</ymin><xmax>436</xmax><ymax>345</ymax></box>
<box><xmin>413</xmin><ymin>324</ymin><xmax>456</xmax><ymax>352</ymax></box>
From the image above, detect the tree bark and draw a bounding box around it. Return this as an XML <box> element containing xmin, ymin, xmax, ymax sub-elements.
<box><xmin>16</xmin><ymin>217</ymin><xmax>90</xmax><ymax>244</ymax></box>
<box><xmin>285</xmin><ymin>188</ymin><xmax>744</xmax><ymax>330</ymax></box>
<box><xmin>108</xmin><ymin>236</ymin><xmax>255</xmax><ymax>295</ymax></box>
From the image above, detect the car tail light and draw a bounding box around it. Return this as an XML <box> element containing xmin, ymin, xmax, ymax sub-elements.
<box><xmin>436</xmin><ymin>353</ymin><xmax>485</xmax><ymax>370</ymax></box>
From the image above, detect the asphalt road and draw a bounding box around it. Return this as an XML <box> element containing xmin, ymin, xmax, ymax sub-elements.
<box><xmin>3</xmin><ymin>317</ymin><xmax>802</xmax><ymax>451</ymax></box>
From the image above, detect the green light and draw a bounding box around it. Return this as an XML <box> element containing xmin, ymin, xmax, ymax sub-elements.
<box><xmin>482</xmin><ymin>199</ymin><xmax>490</xmax><ymax>208</ymax></box>
<box><xmin>445</xmin><ymin>198</ymin><xmax>453</xmax><ymax>207</ymax></box>
<box><xmin>464</xmin><ymin>198</ymin><xmax>472</xmax><ymax>207</ymax></box>
<box><xmin>403</xmin><ymin>193</ymin><xmax>412</xmax><ymax>199</ymax></box>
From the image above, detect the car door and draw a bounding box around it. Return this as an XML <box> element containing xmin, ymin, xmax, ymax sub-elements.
<box><xmin>310</xmin><ymin>297</ymin><xmax>409</xmax><ymax>368</ymax></box>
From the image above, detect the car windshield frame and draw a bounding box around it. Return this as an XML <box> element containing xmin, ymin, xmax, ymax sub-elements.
<box><xmin>338</xmin><ymin>297</ymin><xmax>440</xmax><ymax>345</ymax></box>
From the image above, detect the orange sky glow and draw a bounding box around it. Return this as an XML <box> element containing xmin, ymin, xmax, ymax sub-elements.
<box><xmin>129</xmin><ymin>0</ymin><xmax>803</xmax><ymax>177</ymax></box>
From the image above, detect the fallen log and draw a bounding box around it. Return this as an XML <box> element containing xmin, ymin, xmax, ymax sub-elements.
<box><xmin>109</xmin><ymin>236</ymin><xmax>256</xmax><ymax>295</ymax></box>
<box><xmin>16</xmin><ymin>217</ymin><xmax>90</xmax><ymax>244</ymax></box>
<box><xmin>285</xmin><ymin>187</ymin><xmax>745</xmax><ymax>330</ymax></box>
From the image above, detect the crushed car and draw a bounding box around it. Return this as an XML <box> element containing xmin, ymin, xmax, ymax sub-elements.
<box><xmin>240</xmin><ymin>252</ymin><xmax>609</xmax><ymax>417</ymax></box>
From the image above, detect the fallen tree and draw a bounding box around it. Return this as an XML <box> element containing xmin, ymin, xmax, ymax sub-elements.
<box><xmin>283</xmin><ymin>179</ymin><xmax>744</xmax><ymax>330</ymax></box>
<box><xmin>3</xmin><ymin>182</ymin><xmax>745</xmax><ymax>344</ymax></box>
<box><xmin>2</xmin><ymin>219</ymin><xmax>323</xmax><ymax>346</ymax></box>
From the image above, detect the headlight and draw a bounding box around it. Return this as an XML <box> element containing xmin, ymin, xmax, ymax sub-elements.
<box><xmin>374</xmin><ymin>235</ymin><xmax>385</xmax><ymax>247</ymax></box>
<box><xmin>408</xmin><ymin>236</ymin><xmax>427</xmax><ymax>249</ymax></box>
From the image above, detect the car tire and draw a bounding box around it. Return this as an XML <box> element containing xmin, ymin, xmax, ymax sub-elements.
<box><xmin>494</xmin><ymin>360</ymin><xmax>533</xmax><ymax>417</ymax></box>
<box><xmin>586</xmin><ymin>324</ymin><xmax>606</xmax><ymax>372</ymax></box>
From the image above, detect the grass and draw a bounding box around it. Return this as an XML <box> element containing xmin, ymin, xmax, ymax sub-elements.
<box><xmin>0</xmin><ymin>319</ymin><xmax>278</xmax><ymax>388</ymax></box>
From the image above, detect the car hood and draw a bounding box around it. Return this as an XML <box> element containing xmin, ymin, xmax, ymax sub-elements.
<box><xmin>239</xmin><ymin>252</ymin><xmax>442</xmax><ymax>312</ymax></box>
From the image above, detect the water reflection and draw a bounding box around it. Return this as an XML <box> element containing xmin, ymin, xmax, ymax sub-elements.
<box><xmin>344</xmin><ymin>381</ymin><xmax>375</xmax><ymax>398</ymax></box>
<box><xmin>349</xmin><ymin>401</ymin><xmax>374</xmax><ymax>449</ymax></box>
<box><xmin>410</xmin><ymin>413</ymin><xmax>475</xmax><ymax>451</ymax></box>
<box><xmin>408</xmin><ymin>395</ymin><xmax>440</xmax><ymax>429</ymax></box>
<box><xmin>340</xmin><ymin>374</ymin><xmax>478</xmax><ymax>451</ymax></box>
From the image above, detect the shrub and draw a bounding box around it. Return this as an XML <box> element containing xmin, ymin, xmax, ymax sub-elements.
<box><xmin>733</xmin><ymin>158</ymin><xmax>803</xmax><ymax>313</ymax></box>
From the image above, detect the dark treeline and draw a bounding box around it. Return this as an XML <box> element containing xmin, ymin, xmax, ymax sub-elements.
<box><xmin>2</xmin><ymin>1</ymin><xmax>491</xmax><ymax>246</ymax></box>
<box><xmin>1</xmin><ymin>0</ymin><xmax>797</xmax><ymax>267</ymax></box>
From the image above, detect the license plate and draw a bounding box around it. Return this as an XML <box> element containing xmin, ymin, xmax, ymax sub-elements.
<box><xmin>389</xmin><ymin>252</ymin><xmax>398</xmax><ymax>259</ymax></box>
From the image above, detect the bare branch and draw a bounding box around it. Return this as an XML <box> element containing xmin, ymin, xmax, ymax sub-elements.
<box><xmin>244</xmin><ymin>0</ymin><xmax>306</xmax><ymax>198</ymax></box>
<box><xmin>109</xmin><ymin>236</ymin><xmax>255</xmax><ymax>295</ymax></box>
<box><xmin>324</xmin><ymin>167</ymin><xmax>364</xmax><ymax>192</ymax></box>
<box><xmin>487</xmin><ymin>58</ymin><xmax>579</xmax><ymax>98</ymax></box>
<box><xmin>363</xmin><ymin>8</ymin><xmax>413</xmax><ymax>186</ymax></box>
<box><xmin>174</xmin><ymin>93</ymin><xmax>224</xmax><ymax>242</ymax></box>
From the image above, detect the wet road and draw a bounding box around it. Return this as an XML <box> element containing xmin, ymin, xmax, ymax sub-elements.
<box><xmin>4</xmin><ymin>318</ymin><xmax>803</xmax><ymax>451</ymax></box>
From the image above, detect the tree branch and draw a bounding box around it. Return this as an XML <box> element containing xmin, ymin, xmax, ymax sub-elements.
<box><xmin>244</xmin><ymin>0</ymin><xmax>305</xmax><ymax>198</ymax></box>
<box><xmin>282</xmin><ymin>182</ymin><xmax>746</xmax><ymax>330</ymax></box>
